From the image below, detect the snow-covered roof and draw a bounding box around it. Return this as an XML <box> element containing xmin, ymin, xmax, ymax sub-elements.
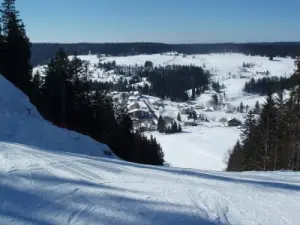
<box><xmin>128</xmin><ymin>108</ymin><xmax>149</xmax><ymax>113</ymax></box>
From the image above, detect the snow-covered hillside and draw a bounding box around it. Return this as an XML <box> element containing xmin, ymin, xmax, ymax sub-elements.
<box><xmin>0</xmin><ymin>75</ymin><xmax>114</xmax><ymax>158</ymax></box>
<box><xmin>1</xmin><ymin>71</ymin><xmax>300</xmax><ymax>224</ymax></box>
<box><xmin>33</xmin><ymin>53</ymin><xmax>296</xmax><ymax>171</ymax></box>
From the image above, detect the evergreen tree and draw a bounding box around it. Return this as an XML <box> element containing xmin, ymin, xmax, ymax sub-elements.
<box><xmin>226</xmin><ymin>140</ymin><xmax>244</xmax><ymax>171</ymax></box>
<box><xmin>171</xmin><ymin>121</ymin><xmax>178</xmax><ymax>133</ymax></box>
<box><xmin>254</xmin><ymin>101</ymin><xmax>261</xmax><ymax>114</ymax></box>
<box><xmin>212</xmin><ymin>81</ymin><xmax>221</xmax><ymax>93</ymax></box>
<box><xmin>192</xmin><ymin>111</ymin><xmax>197</xmax><ymax>121</ymax></box>
<box><xmin>178</xmin><ymin>124</ymin><xmax>182</xmax><ymax>132</ymax></box>
<box><xmin>245</xmin><ymin>105</ymin><xmax>249</xmax><ymax>112</ymax></box>
<box><xmin>240</xmin><ymin>110</ymin><xmax>258</xmax><ymax>170</ymax></box>
<box><xmin>177</xmin><ymin>112</ymin><xmax>181</xmax><ymax>122</ymax></box>
<box><xmin>42</xmin><ymin>49</ymin><xmax>70</xmax><ymax>126</ymax></box>
<box><xmin>256</xmin><ymin>92</ymin><xmax>278</xmax><ymax>171</ymax></box>
<box><xmin>0</xmin><ymin>0</ymin><xmax>32</xmax><ymax>94</ymax></box>
<box><xmin>157</xmin><ymin>116</ymin><xmax>165</xmax><ymax>133</ymax></box>
<box><xmin>144</xmin><ymin>60</ymin><xmax>153</xmax><ymax>68</ymax></box>
<box><xmin>211</xmin><ymin>94</ymin><xmax>218</xmax><ymax>109</ymax></box>
<box><xmin>240</xmin><ymin>102</ymin><xmax>245</xmax><ymax>113</ymax></box>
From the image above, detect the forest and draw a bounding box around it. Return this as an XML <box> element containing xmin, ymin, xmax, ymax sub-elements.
<box><xmin>227</xmin><ymin>57</ymin><xmax>300</xmax><ymax>171</ymax></box>
<box><xmin>243</xmin><ymin>76</ymin><xmax>291</xmax><ymax>95</ymax></box>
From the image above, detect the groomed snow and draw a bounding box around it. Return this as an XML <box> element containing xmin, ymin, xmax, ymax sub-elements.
<box><xmin>1</xmin><ymin>142</ymin><xmax>300</xmax><ymax>225</ymax></box>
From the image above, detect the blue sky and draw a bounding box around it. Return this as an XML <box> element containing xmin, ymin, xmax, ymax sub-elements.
<box><xmin>16</xmin><ymin>0</ymin><xmax>300</xmax><ymax>43</ymax></box>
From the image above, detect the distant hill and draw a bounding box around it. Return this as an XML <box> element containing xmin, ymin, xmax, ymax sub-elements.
<box><xmin>31</xmin><ymin>42</ymin><xmax>300</xmax><ymax>66</ymax></box>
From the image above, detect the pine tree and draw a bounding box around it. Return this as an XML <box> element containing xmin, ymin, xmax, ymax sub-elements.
<box><xmin>177</xmin><ymin>112</ymin><xmax>181</xmax><ymax>122</ymax></box>
<box><xmin>254</xmin><ymin>101</ymin><xmax>261</xmax><ymax>114</ymax></box>
<box><xmin>256</xmin><ymin>92</ymin><xmax>278</xmax><ymax>171</ymax></box>
<box><xmin>171</xmin><ymin>121</ymin><xmax>178</xmax><ymax>133</ymax></box>
<box><xmin>211</xmin><ymin>94</ymin><xmax>218</xmax><ymax>109</ymax></box>
<box><xmin>157</xmin><ymin>116</ymin><xmax>165</xmax><ymax>133</ymax></box>
<box><xmin>178</xmin><ymin>124</ymin><xmax>182</xmax><ymax>133</ymax></box>
<box><xmin>227</xmin><ymin>57</ymin><xmax>300</xmax><ymax>172</ymax></box>
<box><xmin>0</xmin><ymin>0</ymin><xmax>32</xmax><ymax>94</ymax></box>
<box><xmin>287</xmin><ymin>57</ymin><xmax>300</xmax><ymax>170</ymax></box>
<box><xmin>245</xmin><ymin>105</ymin><xmax>249</xmax><ymax>112</ymax></box>
<box><xmin>192</xmin><ymin>111</ymin><xmax>197</xmax><ymax>121</ymax></box>
<box><xmin>240</xmin><ymin>102</ymin><xmax>245</xmax><ymax>113</ymax></box>
<box><xmin>226</xmin><ymin>140</ymin><xmax>244</xmax><ymax>171</ymax></box>
<box><xmin>240</xmin><ymin>110</ymin><xmax>258</xmax><ymax>170</ymax></box>
<box><xmin>271</xmin><ymin>90</ymin><xmax>284</xmax><ymax>170</ymax></box>
<box><xmin>42</xmin><ymin>49</ymin><xmax>70</xmax><ymax>126</ymax></box>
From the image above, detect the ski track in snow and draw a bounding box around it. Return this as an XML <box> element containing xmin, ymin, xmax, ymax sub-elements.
<box><xmin>1</xmin><ymin>143</ymin><xmax>300</xmax><ymax>225</ymax></box>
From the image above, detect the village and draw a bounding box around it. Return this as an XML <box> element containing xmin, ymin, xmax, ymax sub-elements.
<box><xmin>121</xmin><ymin>90</ymin><xmax>243</xmax><ymax>133</ymax></box>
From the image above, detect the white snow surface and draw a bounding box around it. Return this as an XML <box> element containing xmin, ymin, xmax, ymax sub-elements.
<box><xmin>0</xmin><ymin>74</ymin><xmax>300</xmax><ymax>224</ymax></box>
<box><xmin>1</xmin><ymin>142</ymin><xmax>300</xmax><ymax>225</ymax></box>
<box><xmin>147</xmin><ymin>126</ymin><xmax>240</xmax><ymax>171</ymax></box>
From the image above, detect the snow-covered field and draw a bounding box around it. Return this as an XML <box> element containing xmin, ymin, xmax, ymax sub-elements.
<box><xmin>147</xmin><ymin>126</ymin><xmax>240</xmax><ymax>171</ymax></box>
<box><xmin>1</xmin><ymin>64</ymin><xmax>300</xmax><ymax>224</ymax></box>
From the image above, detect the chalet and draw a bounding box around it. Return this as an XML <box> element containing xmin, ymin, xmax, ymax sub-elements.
<box><xmin>128</xmin><ymin>102</ymin><xmax>140</xmax><ymax>111</ymax></box>
<box><xmin>228</xmin><ymin>118</ymin><xmax>242</xmax><ymax>127</ymax></box>
<box><xmin>152</xmin><ymin>101</ymin><xmax>164</xmax><ymax>108</ymax></box>
<box><xmin>129</xmin><ymin>109</ymin><xmax>151</xmax><ymax>120</ymax></box>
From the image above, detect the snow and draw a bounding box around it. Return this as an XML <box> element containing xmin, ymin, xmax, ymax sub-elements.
<box><xmin>147</xmin><ymin>126</ymin><xmax>240</xmax><ymax>171</ymax></box>
<box><xmin>0</xmin><ymin>73</ymin><xmax>300</xmax><ymax>224</ymax></box>
<box><xmin>0</xmin><ymin>75</ymin><xmax>114</xmax><ymax>158</ymax></box>
<box><xmin>1</xmin><ymin>142</ymin><xmax>300</xmax><ymax>225</ymax></box>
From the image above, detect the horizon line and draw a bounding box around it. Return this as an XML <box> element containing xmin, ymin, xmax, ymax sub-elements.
<box><xmin>31</xmin><ymin>41</ymin><xmax>300</xmax><ymax>45</ymax></box>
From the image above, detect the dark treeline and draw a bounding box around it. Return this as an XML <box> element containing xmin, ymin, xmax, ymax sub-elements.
<box><xmin>0</xmin><ymin>0</ymin><xmax>164</xmax><ymax>166</ymax></box>
<box><xmin>243</xmin><ymin>76</ymin><xmax>291</xmax><ymax>95</ymax></box>
<box><xmin>31</xmin><ymin>42</ymin><xmax>300</xmax><ymax>66</ymax></box>
<box><xmin>227</xmin><ymin>57</ymin><xmax>300</xmax><ymax>171</ymax></box>
<box><xmin>140</xmin><ymin>65</ymin><xmax>210</xmax><ymax>101</ymax></box>
<box><xmin>31</xmin><ymin>43</ymin><xmax>170</xmax><ymax>66</ymax></box>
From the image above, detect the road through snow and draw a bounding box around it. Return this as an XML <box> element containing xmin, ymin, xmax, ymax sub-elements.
<box><xmin>0</xmin><ymin>142</ymin><xmax>299</xmax><ymax>225</ymax></box>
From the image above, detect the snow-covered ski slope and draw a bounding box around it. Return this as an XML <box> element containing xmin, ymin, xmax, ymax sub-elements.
<box><xmin>0</xmin><ymin>74</ymin><xmax>300</xmax><ymax>224</ymax></box>
<box><xmin>1</xmin><ymin>140</ymin><xmax>300</xmax><ymax>224</ymax></box>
